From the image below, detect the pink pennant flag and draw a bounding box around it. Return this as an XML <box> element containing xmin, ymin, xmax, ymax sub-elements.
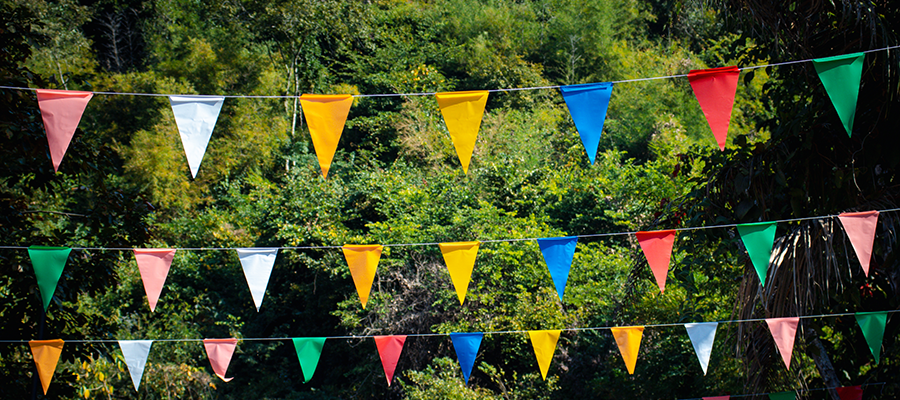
<box><xmin>688</xmin><ymin>66</ymin><xmax>740</xmax><ymax>150</ymax></box>
<box><xmin>765</xmin><ymin>317</ymin><xmax>799</xmax><ymax>369</ymax></box>
<box><xmin>636</xmin><ymin>230</ymin><xmax>676</xmax><ymax>293</ymax></box>
<box><xmin>703</xmin><ymin>397</ymin><xmax>730</xmax><ymax>400</ymax></box>
<box><xmin>838</xmin><ymin>211</ymin><xmax>879</xmax><ymax>276</ymax></box>
<box><xmin>35</xmin><ymin>89</ymin><xmax>93</xmax><ymax>172</ymax></box>
<box><xmin>134</xmin><ymin>249</ymin><xmax>176</xmax><ymax>312</ymax></box>
<box><xmin>203</xmin><ymin>338</ymin><xmax>238</xmax><ymax>382</ymax></box>
<box><xmin>374</xmin><ymin>335</ymin><xmax>406</xmax><ymax>386</ymax></box>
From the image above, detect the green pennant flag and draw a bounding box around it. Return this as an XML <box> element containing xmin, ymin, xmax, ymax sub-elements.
<box><xmin>292</xmin><ymin>337</ymin><xmax>326</xmax><ymax>383</ymax></box>
<box><xmin>768</xmin><ymin>391</ymin><xmax>796</xmax><ymax>400</ymax></box>
<box><xmin>855</xmin><ymin>311</ymin><xmax>887</xmax><ymax>364</ymax></box>
<box><xmin>27</xmin><ymin>246</ymin><xmax>72</xmax><ymax>311</ymax></box>
<box><xmin>812</xmin><ymin>52</ymin><xmax>865</xmax><ymax>137</ymax></box>
<box><xmin>736</xmin><ymin>222</ymin><xmax>777</xmax><ymax>286</ymax></box>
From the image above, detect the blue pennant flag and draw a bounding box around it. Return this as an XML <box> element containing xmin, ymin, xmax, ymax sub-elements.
<box><xmin>559</xmin><ymin>82</ymin><xmax>613</xmax><ymax>164</ymax></box>
<box><xmin>450</xmin><ymin>332</ymin><xmax>483</xmax><ymax>384</ymax></box>
<box><xmin>537</xmin><ymin>237</ymin><xmax>578</xmax><ymax>301</ymax></box>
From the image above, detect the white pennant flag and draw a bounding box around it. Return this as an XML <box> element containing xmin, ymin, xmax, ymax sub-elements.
<box><xmin>169</xmin><ymin>95</ymin><xmax>225</xmax><ymax>178</ymax></box>
<box><xmin>119</xmin><ymin>340</ymin><xmax>153</xmax><ymax>391</ymax></box>
<box><xmin>236</xmin><ymin>248</ymin><xmax>278</xmax><ymax>311</ymax></box>
<box><xmin>684</xmin><ymin>322</ymin><xmax>718</xmax><ymax>375</ymax></box>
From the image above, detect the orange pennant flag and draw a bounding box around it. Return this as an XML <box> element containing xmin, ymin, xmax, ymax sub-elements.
<box><xmin>29</xmin><ymin>339</ymin><xmax>64</xmax><ymax>395</ymax></box>
<box><xmin>528</xmin><ymin>330</ymin><xmax>561</xmax><ymax>380</ymax></box>
<box><xmin>342</xmin><ymin>245</ymin><xmax>383</xmax><ymax>309</ymax></box>
<box><xmin>439</xmin><ymin>241</ymin><xmax>480</xmax><ymax>304</ymax></box>
<box><xmin>635</xmin><ymin>230</ymin><xmax>676</xmax><ymax>293</ymax></box>
<box><xmin>610</xmin><ymin>326</ymin><xmax>644</xmax><ymax>374</ymax></box>
<box><xmin>300</xmin><ymin>94</ymin><xmax>354</xmax><ymax>178</ymax></box>
<box><xmin>35</xmin><ymin>89</ymin><xmax>93</xmax><ymax>172</ymax></box>
<box><xmin>435</xmin><ymin>91</ymin><xmax>489</xmax><ymax>173</ymax></box>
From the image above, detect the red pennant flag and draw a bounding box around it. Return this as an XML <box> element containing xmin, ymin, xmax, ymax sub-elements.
<box><xmin>765</xmin><ymin>317</ymin><xmax>799</xmax><ymax>369</ymax></box>
<box><xmin>35</xmin><ymin>89</ymin><xmax>93</xmax><ymax>172</ymax></box>
<box><xmin>838</xmin><ymin>211</ymin><xmax>879</xmax><ymax>276</ymax></box>
<box><xmin>203</xmin><ymin>338</ymin><xmax>238</xmax><ymax>382</ymax></box>
<box><xmin>688</xmin><ymin>66</ymin><xmax>740</xmax><ymax>150</ymax></box>
<box><xmin>374</xmin><ymin>335</ymin><xmax>406</xmax><ymax>386</ymax></box>
<box><xmin>836</xmin><ymin>386</ymin><xmax>862</xmax><ymax>400</ymax></box>
<box><xmin>635</xmin><ymin>230</ymin><xmax>676</xmax><ymax>293</ymax></box>
<box><xmin>134</xmin><ymin>249</ymin><xmax>176</xmax><ymax>312</ymax></box>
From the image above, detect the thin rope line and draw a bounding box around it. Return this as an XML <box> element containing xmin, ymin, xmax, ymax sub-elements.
<box><xmin>1</xmin><ymin>208</ymin><xmax>896</xmax><ymax>251</ymax></box>
<box><xmin>2</xmin><ymin>46</ymin><xmax>898</xmax><ymax>99</ymax></box>
<box><xmin>1</xmin><ymin>309</ymin><xmax>893</xmax><ymax>343</ymax></box>
<box><xmin>679</xmin><ymin>382</ymin><xmax>886</xmax><ymax>400</ymax></box>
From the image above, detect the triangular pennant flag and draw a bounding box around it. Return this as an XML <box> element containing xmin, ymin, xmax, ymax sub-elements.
<box><xmin>765</xmin><ymin>317</ymin><xmax>799</xmax><ymax>369</ymax></box>
<box><xmin>537</xmin><ymin>237</ymin><xmax>578</xmax><ymax>301</ymax></box>
<box><xmin>27</xmin><ymin>246</ymin><xmax>71</xmax><ymax>311</ymax></box>
<box><xmin>134</xmin><ymin>249</ymin><xmax>176</xmax><ymax>312</ymax></box>
<box><xmin>839</xmin><ymin>211</ymin><xmax>879</xmax><ymax>276</ymax></box>
<box><xmin>342</xmin><ymin>245</ymin><xmax>383</xmax><ymax>309</ymax></box>
<box><xmin>450</xmin><ymin>332</ymin><xmax>483</xmax><ymax>384</ymax></box>
<box><xmin>299</xmin><ymin>94</ymin><xmax>354</xmax><ymax>178</ymax></box>
<box><xmin>836</xmin><ymin>386</ymin><xmax>863</xmax><ymax>400</ymax></box>
<box><xmin>684</xmin><ymin>322</ymin><xmax>718</xmax><ymax>375</ymax></box>
<box><xmin>736</xmin><ymin>222</ymin><xmax>777</xmax><ymax>286</ymax></box>
<box><xmin>855</xmin><ymin>311</ymin><xmax>887</xmax><ymax>364</ymax></box>
<box><xmin>29</xmin><ymin>339</ymin><xmax>64</xmax><ymax>395</ymax></box>
<box><xmin>203</xmin><ymin>338</ymin><xmax>238</xmax><ymax>382</ymax></box>
<box><xmin>118</xmin><ymin>340</ymin><xmax>153</xmax><ymax>391</ymax></box>
<box><xmin>374</xmin><ymin>335</ymin><xmax>406</xmax><ymax>386</ymax></box>
<box><xmin>558</xmin><ymin>82</ymin><xmax>613</xmax><ymax>164</ymax></box>
<box><xmin>528</xmin><ymin>330</ymin><xmax>561</xmax><ymax>380</ymax></box>
<box><xmin>703</xmin><ymin>397</ymin><xmax>730</xmax><ymax>400</ymax></box>
<box><xmin>768</xmin><ymin>391</ymin><xmax>796</xmax><ymax>400</ymax></box>
<box><xmin>292</xmin><ymin>337</ymin><xmax>326</xmax><ymax>383</ymax></box>
<box><xmin>812</xmin><ymin>52</ymin><xmax>865</xmax><ymax>136</ymax></box>
<box><xmin>434</xmin><ymin>91</ymin><xmax>489</xmax><ymax>173</ymax></box>
<box><xmin>439</xmin><ymin>241</ymin><xmax>480</xmax><ymax>304</ymax></box>
<box><xmin>635</xmin><ymin>230</ymin><xmax>676</xmax><ymax>293</ymax></box>
<box><xmin>35</xmin><ymin>89</ymin><xmax>93</xmax><ymax>172</ymax></box>
<box><xmin>610</xmin><ymin>326</ymin><xmax>644</xmax><ymax>374</ymax></box>
<box><xmin>236</xmin><ymin>248</ymin><xmax>278</xmax><ymax>311</ymax></box>
<box><xmin>169</xmin><ymin>95</ymin><xmax>225</xmax><ymax>178</ymax></box>
<box><xmin>688</xmin><ymin>66</ymin><xmax>740</xmax><ymax>150</ymax></box>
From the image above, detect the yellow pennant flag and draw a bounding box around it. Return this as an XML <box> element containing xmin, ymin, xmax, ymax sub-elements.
<box><xmin>528</xmin><ymin>330</ymin><xmax>561</xmax><ymax>380</ymax></box>
<box><xmin>439</xmin><ymin>241</ymin><xmax>480</xmax><ymax>304</ymax></box>
<box><xmin>342</xmin><ymin>245</ymin><xmax>383</xmax><ymax>309</ymax></box>
<box><xmin>29</xmin><ymin>339</ymin><xmax>64</xmax><ymax>395</ymax></box>
<box><xmin>435</xmin><ymin>91</ymin><xmax>489</xmax><ymax>174</ymax></box>
<box><xmin>610</xmin><ymin>326</ymin><xmax>644</xmax><ymax>374</ymax></box>
<box><xmin>300</xmin><ymin>94</ymin><xmax>354</xmax><ymax>178</ymax></box>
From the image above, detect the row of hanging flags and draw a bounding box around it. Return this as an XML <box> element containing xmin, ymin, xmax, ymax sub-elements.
<box><xmin>27</xmin><ymin>51</ymin><xmax>870</xmax><ymax>175</ymax></box>
<box><xmin>20</xmin><ymin>310</ymin><xmax>892</xmax><ymax>395</ymax></box>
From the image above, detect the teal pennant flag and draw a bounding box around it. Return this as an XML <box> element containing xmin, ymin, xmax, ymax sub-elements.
<box><xmin>293</xmin><ymin>337</ymin><xmax>326</xmax><ymax>383</ymax></box>
<box><xmin>559</xmin><ymin>82</ymin><xmax>613</xmax><ymax>164</ymax></box>
<box><xmin>736</xmin><ymin>222</ymin><xmax>777</xmax><ymax>286</ymax></box>
<box><xmin>855</xmin><ymin>311</ymin><xmax>887</xmax><ymax>364</ymax></box>
<box><xmin>812</xmin><ymin>52</ymin><xmax>865</xmax><ymax>137</ymax></box>
<box><xmin>28</xmin><ymin>246</ymin><xmax>71</xmax><ymax>311</ymax></box>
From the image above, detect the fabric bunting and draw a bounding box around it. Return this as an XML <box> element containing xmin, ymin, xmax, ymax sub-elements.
<box><xmin>203</xmin><ymin>338</ymin><xmax>238</xmax><ymax>382</ymax></box>
<box><xmin>688</xmin><ymin>66</ymin><xmax>740</xmax><ymax>150</ymax></box>
<box><xmin>537</xmin><ymin>237</ymin><xmax>578</xmax><ymax>301</ymax></box>
<box><xmin>169</xmin><ymin>95</ymin><xmax>225</xmax><ymax>178</ymax></box>
<box><xmin>765</xmin><ymin>317</ymin><xmax>799</xmax><ymax>370</ymax></box>
<box><xmin>838</xmin><ymin>211</ymin><xmax>879</xmax><ymax>276</ymax></box>
<box><xmin>812</xmin><ymin>53</ymin><xmax>865</xmax><ymax>136</ymax></box>
<box><xmin>299</xmin><ymin>94</ymin><xmax>354</xmax><ymax>178</ymax></box>
<box><xmin>236</xmin><ymin>248</ymin><xmax>279</xmax><ymax>311</ymax></box>
<box><xmin>559</xmin><ymin>82</ymin><xmax>613</xmax><ymax>164</ymax></box>
<box><xmin>342</xmin><ymin>245</ymin><xmax>383</xmax><ymax>308</ymax></box>
<box><xmin>635</xmin><ymin>230</ymin><xmax>676</xmax><ymax>293</ymax></box>
<box><xmin>528</xmin><ymin>330</ymin><xmax>560</xmax><ymax>380</ymax></box>
<box><xmin>768</xmin><ymin>391</ymin><xmax>796</xmax><ymax>400</ymax></box>
<box><xmin>30</xmin><ymin>339</ymin><xmax>64</xmax><ymax>395</ymax></box>
<box><xmin>610</xmin><ymin>326</ymin><xmax>644</xmax><ymax>374</ymax></box>
<box><xmin>736</xmin><ymin>222</ymin><xmax>777</xmax><ymax>286</ymax></box>
<box><xmin>27</xmin><ymin>246</ymin><xmax>71</xmax><ymax>311</ymax></box>
<box><xmin>293</xmin><ymin>337</ymin><xmax>326</xmax><ymax>383</ymax></box>
<box><xmin>119</xmin><ymin>340</ymin><xmax>153</xmax><ymax>391</ymax></box>
<box><xmin>134</xmin><ymin>249</ymin><xmax>176</xmax><ymax>312</ymax></box>
<box><xmin>374</xmin><ymin>335</ymin><xmax>406</xmax><ymax>386</ymax></box>
<box><xmin>450</xmin><ymin>332</ymin><xmax>483</xmax><ymax>384</ymax></box>
<box><xmin>836</xmin><ymin>386</ymin><xmax>863</xmax><ymax>400</ymax></box>
<box><xmin>855</xmin><ymin>311</ymin><xmax>887</xmax><ymax>364</ymax></box>
<box><xmin>684</xmin><ymin>322</ymin><xmax>718</xmax><ymax>375</ymax></box>
<box><xmin>439</xmin><ymin>241</ymin><xmax>480</xmax><ymax>304</ymax></box>
<box><xmin>35</xmin><ymin>89</ymin><xmax>93</xmax><ymax>172</ymax></box>
<box><xmin>435</xmin><ymin>91</ymin><xmax>489</xmax><ymax>174</ymax></box>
